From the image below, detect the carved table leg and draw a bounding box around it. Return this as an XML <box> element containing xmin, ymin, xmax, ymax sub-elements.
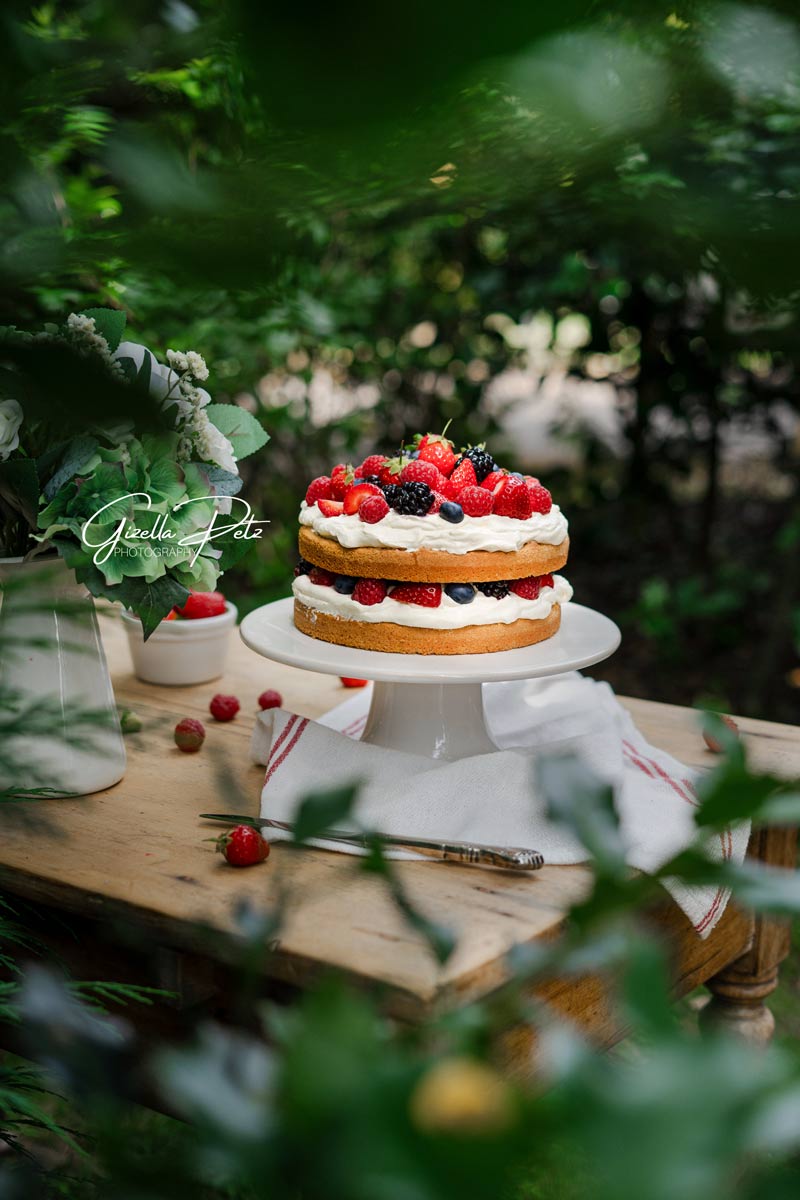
<box><xmin>701</xmin><ymin>827</ymin><xmax>796</xmax><ymax>1045</ymax></box>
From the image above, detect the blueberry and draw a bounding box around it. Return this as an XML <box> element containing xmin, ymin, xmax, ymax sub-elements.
<box><xmin>410</xmin><ymin>450</ymin><xmax>420</xmax><ymax>459</ymax></box>
<box><xmin>445</xmin><ymin>583</ymin><xmax>476</xmax><ymax>605</ymax></box>
<box><xmin>511</xmin><ymin>471</ymin><xmax>524</xmax><ymax>479</ymax></box>
<box><xmin>334</xmin><ymin>575</ymin><xmax>357</xmax><ymax>594</ymax></box>
<box><xmin>440</xmin><ymin>501</ymin><xmax>464</xmax><ymax>524</ymax></box>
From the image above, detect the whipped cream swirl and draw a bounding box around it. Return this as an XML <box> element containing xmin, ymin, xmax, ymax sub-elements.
<box><xmin>293</xmin><ymin>574</ymin><xmax>573</xmax><ymax>630</ymax></box>
<box><xmin>299</xmin><ymin>501</ymin><xmax>568</xmax><ymax>553</ymax></box>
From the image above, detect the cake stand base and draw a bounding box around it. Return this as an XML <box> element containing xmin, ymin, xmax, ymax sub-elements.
<box><xmin>240</xmin><ymin>598</ymin><xmax>621</xmax><ymax>761</ymax></box>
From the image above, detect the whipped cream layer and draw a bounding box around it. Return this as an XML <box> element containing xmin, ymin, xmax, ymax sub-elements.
<box><xmin>293</xmin><ymin>574</ymin><xmax>573</xmax><ymax>630</ymax></box>
<box><xmin>299</xmin><ymin>501</ymin><xmax>568</xmax><ymax>553</ymax></box>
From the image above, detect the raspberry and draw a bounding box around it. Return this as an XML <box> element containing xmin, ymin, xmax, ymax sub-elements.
<box><xmin>415</xmin><ymin>433</ymin><xmax>457</xmax><ymax>476</ymax></box>
<box><xmin>309</xmin><ymin>567</ymin><xmax>336</xmax><ymax>586</ymax></box>
<box><xmin>174</xmin><ymin>717</ymin><xmax>205</xmax><ymax>753</ymax></box>
<box><xmin>340</xmin><ymin>677</ymin><xmax>369</xmax><ymax>688</ymax></box>
<box><xmin>481</xmin><ymin>470</ymin><xmax>506</xmax><ymax>491</ymax></box>
<box><xmin>509</xmin><ymin>576</ymin><xmax>541</xmax><ymax>600</ymax></box>
<box><xmin>428</xmin><ymin>490</ymin><xmax>447</xmax><ymax>514</ymax></box>
<box><xmin>353</xmin><ymin>578</ymin><xmax>387</xmax><ymax>606</ymax></box>
<box><xmin>317</xmin><ymin>498</ymin><xmax>344</xmax><ymax>517</ymax></box>
<box><xmin>539</xmin><ymin>573</ymin><xmax>554</xmax><ymax>590</ymax></box>
<box><xmin>358</xmin><ymin>494</ymin><xmax>390</xmax><ymax>523</ymax></box>
<box><xmin>343</xmin><ymin>481</ymin><xmax>382</xmax><ymax>514</ymax></box>
<box><xmin>444</xmin><ymin>458</ymin><xmax>477</xmax><ymax>499</ymax></box>
<box><xmin>401</xmin><ymin>459</ymin><xmax>443</xmax><ymax>490</ymax></box>
<box><xmin>458</xmin><ymin>486</ymin><xmax>493</xmax><ymax>517</ymax></box>
<box><xmin>215</xmin><ymin>824</ymin><xmax>270</xmax><ymax>867</ymax></box>
<box><xmin>526</xmin><ymin>482</ymin><xmax>552</xmax><ymax>514</ymax></box>
<box><xmin>258</xmin><ymin>689</ymin><xmax>283</xmax><ymax>710</ymax></box>
<box><xmin>305</xmin><ymin>476</ymin><xmax>333</xmax><ymax>505</ymax></box>
<box><xmin>210</xmin><ymin>693</ymin><xmax>240</xmax><ymax>722</ymax></box>
<box><xmin>492</xmin><ymin>476</ymin><xmax>533</xmax><ymax>520</ymax></box>
<box><xmin>330</xmin><ymin>464</ymin><xmax>353</xmax><ymax>500</ymax></box>
<box><xmin>175</xmin><ymin>591</ymin><xmax>227</xmax><ymax>619</ymax></box>
<box><xmin>390</xmin><ymin>582</ymin><xmax>442</xmax><ymax>607</ymax></box>
<box><xmin>358</xmin><ymin>454</ymin><xmax>388</xmax><ymax>477</ymax></box>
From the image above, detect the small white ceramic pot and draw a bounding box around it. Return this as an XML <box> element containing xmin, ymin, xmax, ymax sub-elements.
<box><xmin>121</xmin><ymin>602</ymin><xmax>238</xmax><ymax>686</ymax></box>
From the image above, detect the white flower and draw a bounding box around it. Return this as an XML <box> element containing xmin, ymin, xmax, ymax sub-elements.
<box><xmin>0</xmin><ymin>399</ymin><xmax>23</xmax><ymax>460</ymax></box>
<box><xmin>186</xmin><ymin>351</ymin><xmax>209</xmax><ymax>381</ymax></box>
<box><xmin>192</xmin><ymin>409</ymin><xmax>237</xmax><ymax>473</ymax></box>
<box><xmin>65</xmin><ymin>313</ymin><xmax>112</xmax><ymax>360</ymax></box>
<box><xmin>166</xmin><ymin>349</ymin><xmax>189</xmax><ymax>372</ymax></box>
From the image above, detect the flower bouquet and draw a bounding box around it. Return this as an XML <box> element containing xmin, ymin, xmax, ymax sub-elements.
<box><xmin>0</xmin><ymin>307</ymin><xmax>268</xmax><ymax>636</ymax></box>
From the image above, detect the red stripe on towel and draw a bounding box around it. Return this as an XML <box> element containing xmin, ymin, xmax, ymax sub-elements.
<box><xmin>263</xmin><ymin>713</ymin><xmax>298</xmax><ymax>782</ymax></box>
<box><xmin>263</xmin><ymin>717</ymin><xmax>309</xmax><ymax>788</ymax></box>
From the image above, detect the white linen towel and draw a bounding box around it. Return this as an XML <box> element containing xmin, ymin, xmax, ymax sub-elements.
<box><xmin>250</xmin><ymin>674</ymin><xmax>749</xmax><ymax>937</ymax></box>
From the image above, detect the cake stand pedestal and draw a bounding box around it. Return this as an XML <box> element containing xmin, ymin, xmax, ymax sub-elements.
<box><xmin>240</xmin><ymin>598</ymin><xmax>620</xmax><ymax>761</ymax></box>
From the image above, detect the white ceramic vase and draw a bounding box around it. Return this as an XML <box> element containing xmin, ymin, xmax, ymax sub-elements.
<box><xmin>121</xmin><ymin>601</ymin><xmax>238</xmax><ymax>685</ymax></box>
<box><xmin>0</xmin><ymin>556</ymin><xmax>126</xmax><ymax>796</ymax></box>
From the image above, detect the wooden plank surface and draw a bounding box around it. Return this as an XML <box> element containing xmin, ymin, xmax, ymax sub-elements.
<box><xmin>0</xmin><ymin>608</ymin><xmax>797</xmax><ymax>1021</ymax></box>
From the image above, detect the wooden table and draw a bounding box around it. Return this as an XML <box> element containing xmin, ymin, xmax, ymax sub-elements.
<box><xmin>0</xmin><ymin>613</ymin><xmax>797</xmax><ymax>1062</ymax></box>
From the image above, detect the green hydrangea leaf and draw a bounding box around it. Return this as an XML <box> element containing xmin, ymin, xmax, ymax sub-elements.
<box><xmin>204</xmin><ymin>403</ymin><xmax>268</xmax><ymax>461</ymax></box>
<box><xmin>81</xmin><ymin>307</ymin><xmax>126</xmax><ymax>353</ymax></box>
<box><xmin>42</xmin><ymin>436</ymin><xmax>100</xmax><ymax>501</ymax></box>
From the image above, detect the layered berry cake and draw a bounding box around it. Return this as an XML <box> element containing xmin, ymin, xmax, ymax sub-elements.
<box><xmin>292</xmin><ymin>432</ymin><xmax>572</xmax><ymax>655</ymax></box>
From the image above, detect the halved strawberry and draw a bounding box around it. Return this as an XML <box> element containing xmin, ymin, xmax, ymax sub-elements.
<box><xmin>343</xmin><ymin>482</ymin><xmax>382</xmax><ymax>515</ymax></box>
<box><xmin>390</xmin><ymin>582</ymin><xmax>442</xmax><ymax>608</ymax></box>
<box><xmin>481</xmin><ymin>470</ymin><xmax>506</xmax><ymax>491</ymax></box>
<box><xmin>492</xmin><ymin>476</ymin><xmax>533</xmax><ymax>519</ymax></box>
<box><xmin>444</xmin><ymin>458</ymin><xmax>477</xmax><ymax>500</ymax></box>
<box><xmin>317</xmin><ymin>498</ymin><xmax>344</xmax><ymax>517</ymax></box>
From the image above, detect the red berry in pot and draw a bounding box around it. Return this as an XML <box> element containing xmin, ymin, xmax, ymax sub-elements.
<box><xmin>175</xmin><ymin>591</ymin><xmax>227</xmax><ymax>619</ymax></box>
<box><xmin>210</xmin><ymin>693</ymin><xmax>240</xmax><ymax>722</ymax></box>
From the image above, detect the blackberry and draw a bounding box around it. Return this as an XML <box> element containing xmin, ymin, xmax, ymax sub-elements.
<box><xmin>293</xmin><ymin>558</ymin><xmax>313</xmax><ymax>577</ymax></box>
<box><xmin>476</xmin><ymin>580</ymin><xmax>510</xmax><ymax>599</ymax></box>
<box><xmin>458</xmin><ymin>446</ymin><xmax>496</xmax><ymax>482</ymax></box>
<box><xmin>357</xmin><ymin>474</ymin><xmax>383</xmax><ymax>487</ymax></box>
<box><xmin>385</xmin><ymin>481</ymin><xmax>433</xmax><ymax>516</ymax></box>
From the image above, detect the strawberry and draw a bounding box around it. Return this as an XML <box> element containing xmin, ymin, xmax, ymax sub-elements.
<box><xmin>481</xmin><ymin>470</ymin><xmax>506</xmax><ymax>491</ymax></box>
<box><xmin>175</xmin><ymin>591</ymin><xmax>227</xmax><ymax>619</ymax></box>
<box><xmin>400</xmin><ymin>459</ymin><xmax>444</xmax><ymax>490</ymax></box>
<box><xmin>390</xmin><ymin>582</ymin><xmax>442</xmax><ymax>608</ymax></box>
<box><xmin>428</xmin><ymin>490</ymin><xmax>447</xmax><ymax>514</ymax></box>
<box><xmin>165</xmin><ymin>609</ymin><xmax>179</xmax><ymax>620</ymax></box>
<box><xmin>305</xmin><ymin>476</ymin><xmax>333</xmax><ymax>505</ymax></box>
<box><xmin>378</xmin><ymin>457</ymin><xmax>407</xmax><ymax>486</ymax></box>
<box><xmin>415</xmin><ymin>432</ymin><xmax>456</xmax><ymax>476</ymax></box>
<box><xmin>209</xmin><ymin>693</ymin><xmax>240</xmax><ymax>722</ymax></box>
<box><xmin>359</xmin><ymin>494</ymin><xmax>390</xmax><ymax>524</ymax></box>
<box><xmin>317</xmin><ymin>498</ymin><xmax>344</xmax><ymax>517</ymax></box>
<box><xmin>703</xmin><ymin>715</ymin><xmax>740</xmax><ymax>754</ymax></box>
<box><xmin>357</xmin><ymin>454</ymin><xmax>388</xmax><ymax>478</ymax></box>
<box><xmin>343</xmin><ymin>481</ymin><xmax>382</xmax><ymax>515</ymax></box>
<box><xmin>215</xmin><ymin>824</ymin><xmax>270</xmax><ymax>867</ymax></box>
<box><xmin>331</xmin><ymin>463</ymin><xmax>353</xmax><ymax>500</ymax></box>
<box><xmin>526</xmin><ymin>482</ymin><xmax>552</xmax><ymax>514</ymax></box>
<box><xmin>174</xmin><ymin>717</ymin><xmax>205</xmax><ymax>753</ymax></box>
<box><xmin>353</xmin><ymin>578</ymin><xmax>387</xmax><ymax>606</ymax></box>
<box><xmin>492</xmin><ymin>476</ymin><xmax>533</xmax><ymax>520</ymax></box>
<box><xmin>444</xmin><ymin>458</ymin><xmax>477</xmax><ymax>499</ymax></box>
<box><xmin>539</xmin><ymin>573</ymin><xmax>554</xmax><ymax>590</ymax></box>
<box><xmin>509</xmin><ymin>576</ymin><xmax>541</xmax><ymax>600</ymax></box>
<box><xmin>309</xmin><ymin>566</ymin><xmax>336</xmax><ymax>586</ymax></box>
<box><xmin>258</xmin><ymin>689</ymin><xmax>283</xmax><ymax>710</ymax></box>
<box><xmin>340</xmin><ymin>677</ymin><xmax>369</xmax><ymax>688</ymax></box>
<box><xmin>458</xmin><ymin>485</ymin><xmax>493</xmax><ymax>517</ymax></box>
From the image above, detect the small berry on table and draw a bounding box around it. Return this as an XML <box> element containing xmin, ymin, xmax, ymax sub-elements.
<box><xmin>258</xmin><ymin>689</ymin><xmax>283</xmax><ymax>710</ymax></box>
<box><xmin>210</xmin><ymin>694</ymin><xmax>240</xmax><ymax>722</ymax></box>
<box><xmin>341</xmin><ymin>677</ymin><xmax>368</xmax><ymax>688</ymax></box>
<box><xmin>174</xmin><ymin>717</ymin><xmax>205</xmax><ymax>753</ymax></box>
<box><xmin>215</xmin><ymin>825</ymin><xmax>270</xmax><ymax>867</ymax></box>
<box><xmin>703</xmin><ymin>715</ymin><xmax>740</xmax><ymax>753</ymax></box>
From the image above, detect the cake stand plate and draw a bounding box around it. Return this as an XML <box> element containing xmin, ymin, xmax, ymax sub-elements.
<box><xmin>240</xmin><ymin>598</ymin><xmax>620</xmax><ymax>760</ymax></box>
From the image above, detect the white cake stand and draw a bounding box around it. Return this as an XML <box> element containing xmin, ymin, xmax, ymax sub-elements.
<box><xmin>240</xmin><ymin>597</ymin><xmax>620</xmax><ymax>761</ymax></box>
